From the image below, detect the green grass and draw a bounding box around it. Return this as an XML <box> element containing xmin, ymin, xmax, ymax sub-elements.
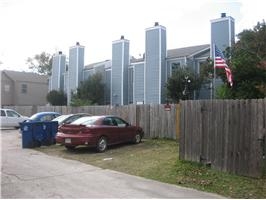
<box><xmin>37</xmin><ymin>139</ymin><xmax>266</xmax><ymax>198</ymax></box>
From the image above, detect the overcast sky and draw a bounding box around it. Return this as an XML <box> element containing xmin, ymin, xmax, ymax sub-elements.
<box><xmin>0</xmin><ymin>0</ymin><xmax>265</xmax><ymax>72</ymax></box>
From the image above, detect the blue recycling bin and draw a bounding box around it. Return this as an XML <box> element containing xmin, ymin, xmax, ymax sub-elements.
<box><xmin>20</xmin><ymin>122</ymin><xmax>39</xmax><ymax>148</ymax></box>
<box><xmin>20</xmin><ymin>121</ymin><xmax>58</xmax><ymax>148</ymax></box>
<box><xmin>41</xmin><ymin>121</ymin><xmax>58</xmax><ymax>146</ymax></box>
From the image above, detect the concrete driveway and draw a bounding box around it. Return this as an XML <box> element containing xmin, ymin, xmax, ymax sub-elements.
<box><xmin>1</xmin><ymin>129</ymin><xmax>224</xmax><ymax>198</ymax></box>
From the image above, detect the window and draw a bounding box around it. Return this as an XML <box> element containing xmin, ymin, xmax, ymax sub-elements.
<box><xmin>103</xmin><ymin>117</ymin><xmax>116</xmax><ymax>126</ymax></box>
<box><xmin>21</xmin><ymin>84</ymin><xmax>27</xmax><ymax>94</ymax></box>
<box><xmin>40</xmin><ymin>115</ymin><xmax>54</xmax><ymax>122</ymax></box>
<box><xmin>1</xmin><ymin>110</ymin><xmax>6</xmax><ymax>116</ymax></box>
<box><xmin>113</xmin><ymin>117</ymin><xmax>128</xmax><ymax>127</ymax></box>
<box><xmin>6</xmin><ymin>110</ymin><xmax>20</xmax><ymax>117</ymax></box>
<box><xmin>171</xmin><ymin>63</ymin><xmax>181</xmax><ymax>74</ymax></box>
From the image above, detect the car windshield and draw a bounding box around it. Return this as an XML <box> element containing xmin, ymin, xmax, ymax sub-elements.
<box><xmin>71</xmin><ymin>116</ymin><xmax>100</xmax><ymax>125</ymax></box>
<box><xmin>29</xmin><ymin>113</ymin><xmax>40</xmax><ymax>120</ymax></box>
<box><xmin>53</xmin><ymin>115</ymin><xmax>71</xmax><ymax>123</ymax></box>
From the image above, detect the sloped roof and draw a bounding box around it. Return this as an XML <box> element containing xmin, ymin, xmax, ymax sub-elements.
<box><xmin>131</xmin><ymin>57</ymin><xmax>145</xmax><ymax>63</ymax></box>
<box><xmin>167</xmin><ymin>44</ymin><xmax>210</xmax><ymax>59</ymax></box>
<box><xmin>2</xmin><ymin>70</ymin><xmax>48</xmax><ymax>83</ymax></box>
<box><xmin>84</xmin><ymin>60</ymin><xmax>111</xmax><ymax>70</ymax></box>
<box><xmin>84</xmin><ymin>44</ymin><xmax>210</xmax><ymax>68</ymax></box>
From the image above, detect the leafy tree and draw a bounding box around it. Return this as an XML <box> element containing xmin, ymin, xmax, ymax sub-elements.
<box><xmin>217</xmin><ymin>21</ymin><xmax>266</xmax><ymax>99</ymax></box>
<box><xmin>26</xmin><ymin>52</ymin><xmax>52</xmax><ymax>75</ymax></box>
<box><xmin>166</xmin><ymin>67</ymin><xmax>202</xmax><ymax>102</ymax></box>
<box><xmin>71</xmin><ymin>72</ymin><xmax>104</xmax><ymax>106</ymax></box>
<box><xmin>46</xmin><ymin>90</ymin><xmax>67</xmax><ymax>105</ymax></box>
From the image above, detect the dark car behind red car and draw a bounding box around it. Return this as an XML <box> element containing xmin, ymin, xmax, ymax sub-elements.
<box><xmin>56</xmin><ymin>115</ymin><xmax>144</xmax><ymax>152</ymax></box>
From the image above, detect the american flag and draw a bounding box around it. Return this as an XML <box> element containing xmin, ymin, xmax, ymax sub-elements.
<box><xmin>214</xmin><ymin>45</ymin><xmax>233</xmax><ymax>87</ymax></box>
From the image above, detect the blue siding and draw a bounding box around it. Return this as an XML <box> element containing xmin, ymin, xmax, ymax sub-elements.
<box><xmin>51</xmin><ymin>54</ymin><xmax>66</xmax><ymax>91</ymax></box>
<box><xmin>123</xmin><ymin>42</ymin><xmax>129</xmax><ymax>105</ymax></box>
<box><xmin>112</xmin><ymin>42</ymin><xmax>123</xmax><ymax>105</ymax></box>
<box><xmin>63</xmin><ymin>72</ymin><xmax>68</xmax><ymax>94</ymax></box>
<box><xmin>105</xmin><ymin>70</ymin><xmax>111</xmax><ymax>104</ymax></box>
<box><xmin>111</xmin><ymin>40</ymin><xmax>129</xmax><ymax>105</ymax></box>
<box><xmin>145</xmin><ymin>29</ymin><xmax>160</xmax><ymax>104</ymax></box>
<box><xmin>68</xmin><ymin>46</ymin><xmax>84</xmax><ymax>93</ymax></box>
<box><xmin>128</xmin><ymin>67</ymin><xmax>133</xmax><ymax>103</ymax></box>
<box><xmin>134</xmin><ymin>63</ymin><xmax>144</xmax><ymax>103</ymax></box>
<box><xmin>211</xmin><ymin>17</ymin><xmax>234</xmax><ymax>55</ymax></box>
<box><xmin>160</xmin><ymin>29</ymin><xmax>167</xmax><ymax>103</ymax></box>
<box><xmin>145</xmin><ymin>26</ymin><xmax>166</xmax><ymax>104</ymax></box>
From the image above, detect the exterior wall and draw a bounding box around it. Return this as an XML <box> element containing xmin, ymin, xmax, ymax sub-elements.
<box><xmin>83</xmin><ymin>60</ymin><xmax>111</xmax><ymax>105</ymax></box>
<box><xmin>51</xmin><ymin>53</ymin><xmax>66</xmax><ymax>91</ymax></box>
<box><xmin>211</xmin><ymin>15</ymin><xmax>235</xmax><ymax>99</ymax></box>
<box><xmin>211</xmin><ymin>15</ymin><xmax>235</xmax><ymax>55</ymax></box>
<box><xmin>128</xmin><ymin>66</ymin><xmax>134</xmax><ymax>104</ymax></box>
<box><xmin>14</xmin><ymin>81</ymin><xmax>48</xmax><ymax>105</ymax></box>
<box><xmin>63</xmin><ymin>72</ymin><xmax>69</xmax><ymax>94</ymax></box>
<box><xmin>83</xmin><ymin>69</ymin><xmax>94</xmax><ymax>81</ymax></box>
<box><xmin>68</xmin><ymin>43</ymin><xmax>85</xmax><ymax>105</ymax></box>
<box><xmin>133</xmin><ymin>63</ymin><xmax>144</xmax><ymax>103</ymax></box>
<box><xmin>104</xmin><ymin>69</ymin><xmax>111</xmax><ymax>105</ymax></box>
<box><xmin>145</xmin><ymin>24</ymin><xmax>167</xmax><ymax>104</ymax></box>
<box><xmin>111</xmin><ymin>38</ymin><xmax>130</xmax><ymax>105</ymax></box>
<box><xmin>1</xmin><ymin>72</ymin><xmax>15</xmax><ymax>105</ymax></box>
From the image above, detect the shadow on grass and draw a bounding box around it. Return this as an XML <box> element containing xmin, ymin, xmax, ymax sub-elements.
<box><xmin>60</xmin><ymin>140</ymin><xmax>147</xmax><ymax>155</ymax></box>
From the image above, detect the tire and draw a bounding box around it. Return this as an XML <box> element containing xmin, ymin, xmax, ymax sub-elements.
<box><xmin>96</xmin><ymin>137</ymin><xmax>107</xmax><ymax>153</ymax></box>
<box><xmin>134</xmin><ymin>133</ymin><xmax>142</xmax><ymax>144</ymax></box>
<box><xmin>65</xmin><ymin>146</ymin><xmax>76</xmax><ymax>150</ymax></box>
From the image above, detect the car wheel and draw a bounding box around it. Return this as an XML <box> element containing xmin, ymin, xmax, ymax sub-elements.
<box><xmin>65</xmin><ymin>146</ymin><xmax>75</xmax><ymax>150</ymax></box>
<box><xmin>134</xmin><ymin>133</ymin><xmax>142</xmax><ymax>144</ymax></box>
<box><xmin>96</xmin><ymin>137</ymin><xmax>107</xmax><ymax>153</ymax></box>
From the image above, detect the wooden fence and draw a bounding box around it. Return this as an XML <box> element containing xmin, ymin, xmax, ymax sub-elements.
<box><xmin>4</xmin><ymin>104</ymin><xmax>180</xmax><ymax>140</ymax></box>
<box><xmin>180</xmin><ymin>99</ymin><xmax>266</xmax><ymax>178</ymax></box>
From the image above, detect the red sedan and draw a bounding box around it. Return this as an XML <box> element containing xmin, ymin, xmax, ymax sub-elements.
<box><xmin>56</xmin><ymin>115</ymin><xmax>144</xmax><ymax>152</ymax></box>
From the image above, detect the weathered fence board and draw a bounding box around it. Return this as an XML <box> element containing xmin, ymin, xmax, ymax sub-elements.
<box><xmin>180</xmin><ymin>99</ymin><xmax>266</xmax><ymax>178</ymax></box>
<box><xmin>4</xmin><ymin>104</ymin><xmax>178</xmax><ymax>140</ymax></box>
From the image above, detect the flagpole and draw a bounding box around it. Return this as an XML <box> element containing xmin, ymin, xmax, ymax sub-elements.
<box><xmin>212</xmin><ymin>43</ymin><xmax>216</xmax><ymax>100</ymax></box>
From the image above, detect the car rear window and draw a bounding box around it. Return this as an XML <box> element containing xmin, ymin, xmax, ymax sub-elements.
<box><xmin>53</xmin><ymin>115</ymin><xmax>71</xmax><ymax>123</ymax></box>
<box><xmin>71</xmin><ymin>116</ymin><xmax>100</xmax><ymax>125</ymax></box>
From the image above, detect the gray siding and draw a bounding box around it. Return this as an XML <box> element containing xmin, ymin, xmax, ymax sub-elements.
<box><xmin>16</xmin><ymin>81</ymin><xmax>48</xmax><ymax>106</ymax></box>
<box><xmin>1</xmin><ymin>73</ymin><xmax>14</xmax><ymax>105</ymax></box>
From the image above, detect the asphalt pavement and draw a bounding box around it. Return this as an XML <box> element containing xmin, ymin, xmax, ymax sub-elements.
<box><xmin>1</xmin><ymin>129</ymin><xmax>224</xmax><ymax>198</ymax></box>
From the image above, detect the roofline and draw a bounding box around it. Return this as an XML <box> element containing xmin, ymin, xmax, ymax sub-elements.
<box><xmin>131</xmin><ymin>61</ymin><xmax>145</xmax><ymax>65</ymax></box>
<box><xmin>145</xmin><ymin>25</ymin><xmax>166</xmax><ymax>32</ymax></box>
<box><xmin>1</xmin><ymin>70</ymin><xmax>14</xmax><ymax>82</ymax></box>
<box><xmin>210</xmin><ymin>16</ymin><xmax>235</xmax><ymax>23</ymax></box>
<box><xmin>188</xmin><ymin>46</ymin><xmax>210</xmax><ymax>58</ymax></box>
<box><xmin>112</xmin><ymin>39</ymin><xmax>130</xmax><ymax>44</ymax></box>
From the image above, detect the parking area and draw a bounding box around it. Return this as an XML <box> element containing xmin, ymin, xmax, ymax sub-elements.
<box><xmin>1</xmin><ymin>129</ymin><xmax>223</xmax><ymax>198</ymax></box>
